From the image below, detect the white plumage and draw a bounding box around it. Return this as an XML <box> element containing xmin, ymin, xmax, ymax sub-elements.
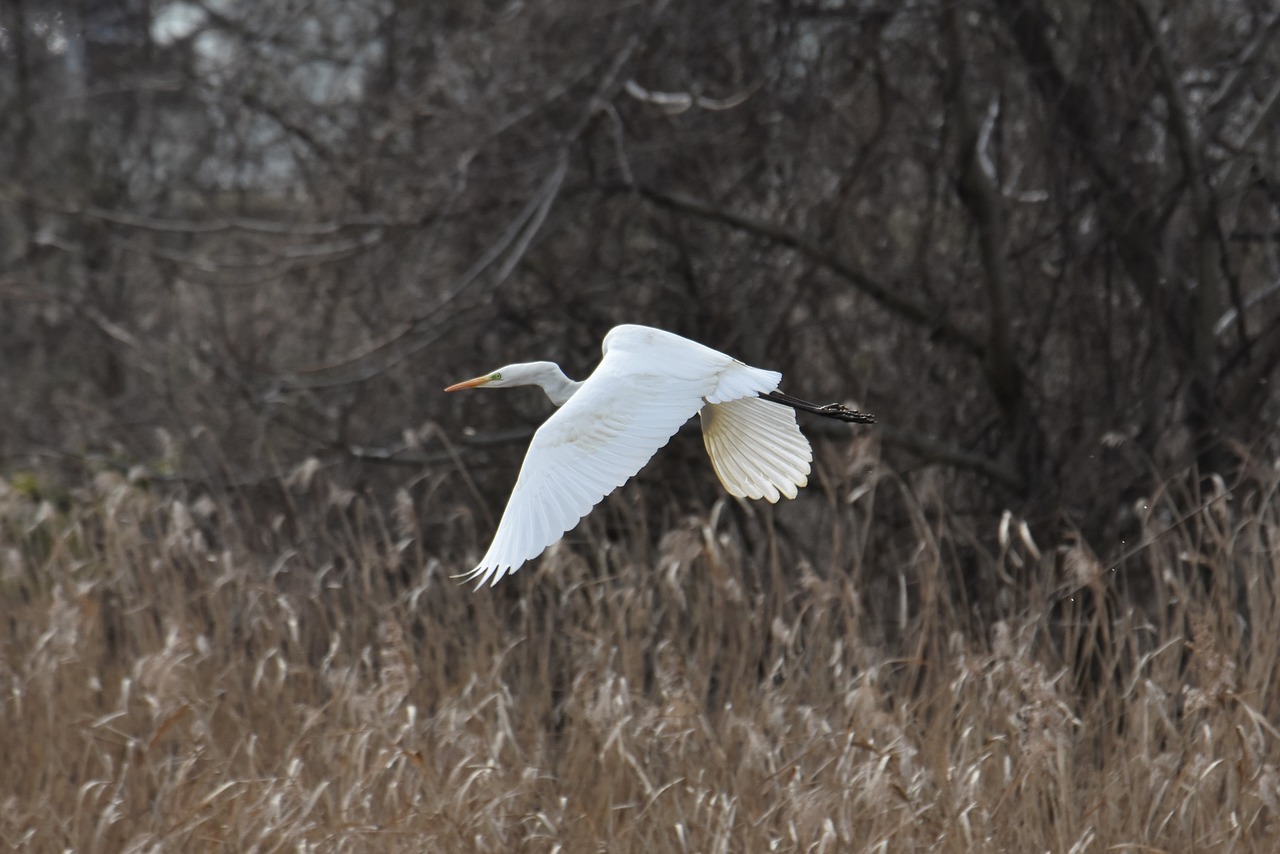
<box><xmin>444</xmin><ymin>324</ymin><xmax>873</xmax><ymax>587</ymax></box>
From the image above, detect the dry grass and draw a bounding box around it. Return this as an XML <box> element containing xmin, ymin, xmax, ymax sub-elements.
<box><xmin>2</xmin><ymin>453</ymin><xmax>1279</xmax><ymax>852</ymax></box>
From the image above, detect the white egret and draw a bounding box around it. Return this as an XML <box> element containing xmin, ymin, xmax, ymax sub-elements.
<box><xmin>445</xmin><ymin>324</ymin><xmax>874</xmax><ymax>586</ymax></box>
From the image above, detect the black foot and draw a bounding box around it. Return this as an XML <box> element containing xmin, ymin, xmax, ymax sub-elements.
<box><xmin>816</xmin><ymin>402</ymin><xmax>876</xmax><ymax>424</ymax></box>
<box><xmin>760</xmin><ymin>390</ymin><xmax>876</xmax><ymax>424</ymax></box>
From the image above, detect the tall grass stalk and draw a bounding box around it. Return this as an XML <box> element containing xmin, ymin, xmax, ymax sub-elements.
<box><xmin>2</xmin><ymin>456</ymin><xmax>1277</xmax><ymax>851</ymax></box>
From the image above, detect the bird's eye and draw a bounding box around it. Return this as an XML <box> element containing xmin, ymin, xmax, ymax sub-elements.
<box><xmin>491</xmin><ymin>372</ymin><xmax>501</xmax><ymax>380</ymax></box>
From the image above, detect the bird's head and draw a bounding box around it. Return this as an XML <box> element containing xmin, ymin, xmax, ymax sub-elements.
<box><xmin>444</xmin><ymin>361</ymin><xmax>569</xmax><ymax>393</ymax></box>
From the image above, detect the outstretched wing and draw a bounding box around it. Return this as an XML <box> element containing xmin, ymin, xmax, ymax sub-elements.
<box><xmin>699</xmin><ymin>396</ymin><xmax>812</xmax><ymax>503</ymax></box>
<box><xmin>460</xmin><ymin>327</ymin><xmax>783</xmax><ymax>587</ymax></box>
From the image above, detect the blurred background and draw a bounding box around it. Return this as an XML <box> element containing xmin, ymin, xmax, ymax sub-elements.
<box><xmin>3</xmin><ymin>2</ymin><xmax>1280</xmax><ymax>849</ymax></box>
<box><xmin>4</xmin><ymin>1</ymin><xmax>1278</xmax><ymax>528</ymax></box>
<box><xmin>4</xmin><ymin>0</ymin><xmax>1277</xmax><ymax>558</ymax></box>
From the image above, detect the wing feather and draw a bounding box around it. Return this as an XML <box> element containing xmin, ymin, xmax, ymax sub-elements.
<box><xmin>706</xmin><ymin>417</ymin><xmax>764</xmax><ymax>496</ymax></box>
<box><xmin>729</xmin><ymin>398</ymin><xmax>811</xmax><ymax>469</ymax></box>
<box><xmin>699</xmin><ymin>396</ymin><xmax>812</xmax><ymax>503</ymax></box>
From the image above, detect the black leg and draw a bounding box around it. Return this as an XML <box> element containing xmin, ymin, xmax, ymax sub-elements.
<box><xmin>760</xmin><ymin>390</ymin><xmax>876</xmax><ymax>424</ymax></box>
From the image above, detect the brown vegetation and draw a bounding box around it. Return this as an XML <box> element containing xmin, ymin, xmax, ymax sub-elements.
<box><xmin>3</xmin><ymin>452</ymin><xmax>1279</xmax><ymax>851</ymax></box>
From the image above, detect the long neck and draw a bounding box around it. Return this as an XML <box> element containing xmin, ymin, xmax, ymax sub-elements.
<box><xmin>535</xmin><ymin>365</ymin><xmax>583</xmax><ymax>406</ymax></box>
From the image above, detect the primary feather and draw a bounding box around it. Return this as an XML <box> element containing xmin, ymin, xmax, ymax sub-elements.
<box><xmin>451</xmin><ymin>324</ymin><xmax>818</xmax><ymax>586</ymax></box>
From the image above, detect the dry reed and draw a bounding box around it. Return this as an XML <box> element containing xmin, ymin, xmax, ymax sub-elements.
<box><xmin>1</xmin><ymin>450</ymin><xmax>1278</xmax><ymax>852</ymax></box>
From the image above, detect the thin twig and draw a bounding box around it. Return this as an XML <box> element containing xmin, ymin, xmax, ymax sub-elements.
<box><xmin>636</xmin><ymin>185</ymin><xmax>985</xmax><ymax>358</ymax></box>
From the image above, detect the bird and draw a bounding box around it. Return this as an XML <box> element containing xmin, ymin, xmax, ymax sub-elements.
<box><xmin>444</xmin><ymin>324</ymin><xmax>874</xmax><ymax>586</ymax></box>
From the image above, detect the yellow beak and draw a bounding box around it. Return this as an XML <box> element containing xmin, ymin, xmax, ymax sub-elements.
<box><xmin>443</xmin><ymin>374</ymin><xmax>493</xmax><ymax>392</ymax></box>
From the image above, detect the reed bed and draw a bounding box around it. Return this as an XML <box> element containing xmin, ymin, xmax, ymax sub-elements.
<box><xmin>1</xmin><ymin>452</ymin><xmax>1277</xmax><ymax>852</ymax></box>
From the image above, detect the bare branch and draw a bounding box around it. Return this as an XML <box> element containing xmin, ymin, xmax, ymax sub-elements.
<box><xmin>74</xmin><ymin>205</ymin><xmax>398</xmax><ymax>236</ymax></box>
<box><xmin>269</xmin><ymin>1</ymin><xmax>674</xmax><ymax>392</ymax></box>
<box><xmin>623</xmin><ymin>79</ymin><xmax>760</xmax><ymax>115</ymax></box>
<box><xmin>943</xmin><ymin>5</ymin><xmax>1023</xmax><ymax>414</ymax></box>
<box><xmin>874</xmin><ymin>424</ymin><xmax>1024</xmax><ymax>492</ymax></box>
<box><xmin>992</xmin><ymin>0</ymin><xmax>1190</xmax><ymax>356</ymax></box>
<box><xmin>637</xmin><ymin>185</ymin><xmax>986</xmax><ymax>357</ymax></box>
<box><xmin>1204</xmin><ymin>8</ymin><xmax>1280</xmax><ymax>126</ymax></box>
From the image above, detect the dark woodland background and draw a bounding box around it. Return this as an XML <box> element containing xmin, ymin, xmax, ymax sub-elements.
<box><xmin>5</xmin><ymin>0</ymin><xmax>1277</xmax><ymax>561</ymax></box>
<box><xmin>4</xmin><ymin>2</ymin><xmax>1280</xmax><ymax>850</ymax></box>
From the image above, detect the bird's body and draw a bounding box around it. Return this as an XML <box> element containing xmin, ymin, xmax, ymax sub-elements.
<box><xmin>445</xmin><ymin>324</ymin><xmax>873</xmax><ymax>586</ymax></box>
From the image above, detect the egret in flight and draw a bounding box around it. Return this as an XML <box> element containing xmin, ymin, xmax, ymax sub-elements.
<box><xmin>445</xmin><ymin>324</ymin><xmax>874</xmax><ymax>586</ymax></box>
